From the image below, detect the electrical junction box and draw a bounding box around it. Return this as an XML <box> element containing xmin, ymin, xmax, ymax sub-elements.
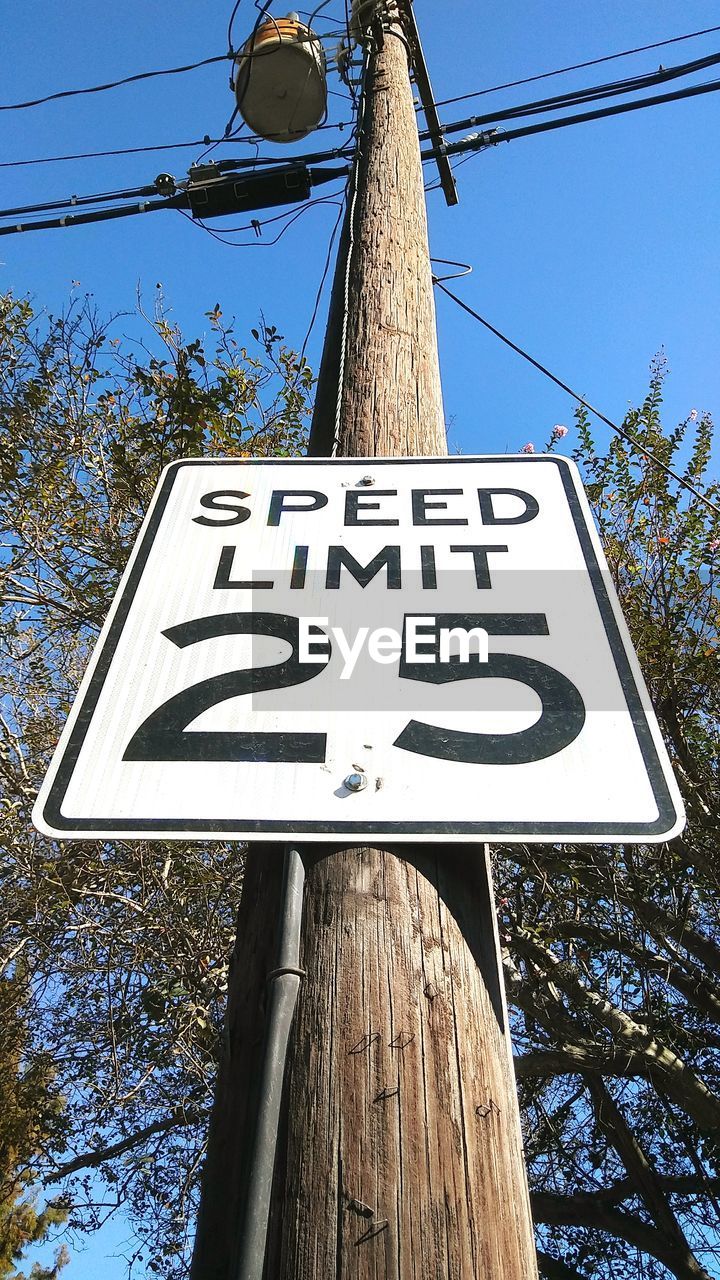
<box><xmin>187</xmin><ymin>166</ymin><xmax>312</xmax><ymax>220</ymax></box>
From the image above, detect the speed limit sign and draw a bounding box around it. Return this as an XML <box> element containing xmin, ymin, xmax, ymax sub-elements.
<box><xmin>33</xmin><ymin>455</ymin><xmax>685</xmax><ymax>843</ymax></box>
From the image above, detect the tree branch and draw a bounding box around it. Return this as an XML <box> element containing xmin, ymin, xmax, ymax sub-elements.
<box><xmin>587</xmin><ymin>1076</ymin><xmax>703</xmax><ymax>1273</ymax></box>
<box><xmin>512</xmin><ymin>930</ymin><xmax>720</xmax><ymax>1131</ymax></box>
<box><xmin>536</xmin><ymin>1251</ymin><xmax>587</xmax><ymax>1280</ymax></box>
<box><xmin>532</xmin><ymin>1192</ymin><xmax>713</xmax><ymax>1280</ymax></box>
<box><xmin>46</xmin><ymin>1109</ymin><xmax>203</xmax><ymax>1183</ymax></box>
<box><xmin>579</xmin><ymin>1174</ymin><xmax>720</xmax><ymax>1207</ymax></box>
<box><xmin>552</xmin><ymin>920</ymin><xmax>720</xmax><ymax>1025</ymax></box>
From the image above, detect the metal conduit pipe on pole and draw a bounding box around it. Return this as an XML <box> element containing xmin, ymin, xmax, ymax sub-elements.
<box><xmin>234</xmin><ymin>847</ymin><xmax>305</xmax><ymax>1280</ymax></box>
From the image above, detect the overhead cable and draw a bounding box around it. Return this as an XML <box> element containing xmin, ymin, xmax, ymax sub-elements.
<box><xmin>0</xmin><ymin>182</ymin><xmax>168</xmax><ymax>220</ymax></box>
<box><xmin>193</xmin><ymin>143</ymin><xmax>354</xmax><ymax>174</ymax></box>
<box><xmin>422</xmin><ymin>76</ymin><xmax>720</xmax><ymax>164</ymax></box>
<box><xmin>0</xmin><ymin>54</ymin><xmax>233</xmax><ymax>112</ymax></box>
<box><xmin>0</xmin><ymin>31</ymin><xmax>347</xmax><ymax>113</ymax></box>
<box><xmin>296</xmin><ymin>193</ymin><xmax>347</xmax><ymax>367</ymax></box>
<box><xmin>333</xmin><ymin>50</ymin><xmax>368</xmax><ymax>453</ymax></box>
<box><xmin>0</xmin><ymin>194</ymin><xmax>296</xmax><ymax>240</ymax></box>
<box><xmin>0</xmin><ymin>148</ymin><xmax>354</xmax><ymax>223</ymax></box>
<box><xmin>434</xmin><ymin>281</ymin><xmax>720</xmax><ymax>517</ymax></box>
<box><xmin>432</xmin><ymin>23</ymin><xmax>720</xmax><ymax>109</ymax></box>
<box><xmin>178</xmin><ymin>190</ymin><xmax>344</xmax><ymax>248</ymax></box>
<box><xmin>421</xmin><ymin>49</ymin><xmax>720</xmax><ymax>141</ymax></box>
<box><xmin>7</xmin><ymin>66</ymin><xmax>719</xmax><ymax>227</ymax></box>
<box><xmin>184</xmin><ymin>188</ymin><xmax>344</xmax><ymax>239</ymax></box>
<box><xmin>298</xmin><ymin>7</ymin><xmax>344</xmax><ymax>23</ymax></box>
<box><xmin>0</xmin><ymin>121</ymin><xmax>355</xmax><ymax>170</ymax></box>
<box><xmin>1</xmin><ymin>21</ymin><xmax>715</xmax><ymax>130</ymax></box>
<box><xmin>0</xmin><ymin>199</ymin><xmax>176</xmax><ymax>237</ymax></box>
<box><xmin>0</xmin><ymin>139</ymin><xmax>224</xmax><ymax>170</ymax></box>
<box><xmin>227</xmin><ymin>0</ymin><xmax>245</xmax><ymax>53</ymax></box>
<box><xmin>5</xmin><ymin>45</ymin><xmax>705</xmax><ymax>179</ymax></box>
<box><xmin>0</xmin><ymin>164</ymin><xmax>349</xmax><ymax>237</ymax></box>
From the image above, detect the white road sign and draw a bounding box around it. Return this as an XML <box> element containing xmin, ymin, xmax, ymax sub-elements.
<box><xmin>33</xmin><ymin>456</ymin><xmax>685</xmax><ymax>843</ymax></box>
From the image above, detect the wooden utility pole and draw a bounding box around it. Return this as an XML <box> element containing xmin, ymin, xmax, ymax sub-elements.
<box><xmin>191</xmin><ymin>8</ymin><xmax>538</xmax><ymax>1278</ymax></box>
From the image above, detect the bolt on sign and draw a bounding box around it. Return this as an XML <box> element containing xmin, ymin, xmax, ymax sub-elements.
<box><xmin>33</xmin><ymin>456</ymin><xmax>685</xmax><ymax>843</ymax></box>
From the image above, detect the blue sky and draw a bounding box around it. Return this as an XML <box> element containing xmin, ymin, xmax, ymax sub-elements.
<box><xmin>2</xmin><ymin>1</ymin><xmax>719</xmax><ymax>464</ymax></box>
<box><xmin>5</xmin><ymin>1</ymin><xmax>719</xmax><ymax>1274</ymax></box>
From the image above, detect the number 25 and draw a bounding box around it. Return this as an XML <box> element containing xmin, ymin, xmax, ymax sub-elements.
<box><xmin>123</xmin><ymin>612</ymin><xmax>585</xmax><ymax>768</ymax></box>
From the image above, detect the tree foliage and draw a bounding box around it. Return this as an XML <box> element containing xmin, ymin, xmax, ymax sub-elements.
<box><xmin>0</xmin><ymin>968</ymin><xmax>68</xmax><ymax>1280</ymax></box>
<box><xmin>501</xmin><ymin>359</ymin><xmax>720</xmax><ymax>1280</ymax></box>
<box><xmin>0</xmin><ymin>290</ymin><xmax>312</xmax><ymax>1274</ymax></box>
<box><xmin>1</xmin><ymin>294</ymin><xmax>719</xmax><ymax>1279</ymax></box>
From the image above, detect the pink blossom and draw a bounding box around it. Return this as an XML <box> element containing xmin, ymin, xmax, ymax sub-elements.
<box><xmin>690</xmin><ymin>409</ymin><xmax>698</xmax><ymax>422</ymax></box>
<box><xmin>709</xmin><ymin>538</ymin><xmax>720</xmax><ymax>552</ymax></box>
<box><xmin>520</xmin><ymin>442</ymin><xmax>535</xmax><ymax>454</ymax></box>
<box><xmin>552</xmin><ymin>424</ymin><xmax>569</xmax><ymax>439</ymax></box>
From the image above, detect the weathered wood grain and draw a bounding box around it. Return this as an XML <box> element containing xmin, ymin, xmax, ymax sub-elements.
<box><xmin>268</xmin><ymin>846</ymin><xmax>538</xmax><ymax>1279</ymax></box>
<box><xmin>272</xmin><ymin>27</ymin><xmax>538</xmax><ymax>1280</ymax></box>
<box><xmin>308</xmin><ymin>26</ymin><xmax>446</xmax><ymax>460</ymax></box>
<box><xmin>192</xmin><ymin>23</ymin><xmax>538</xmax><ymax>1280</ymax></box>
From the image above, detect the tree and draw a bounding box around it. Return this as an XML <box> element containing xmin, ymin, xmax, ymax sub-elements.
<box><xmin>0</xmin><ymin>290</ymin><xmax>312</xmax><ymax>1274</ymax></box>
<box><xmin>1</xmin><ymin>291</ymin><xmax>718</xmax><ymax>1278</ymax></box>
<box><xmin>0</xmin><ymin>968</ymin><xmax>68</xmax><ymax>1279</ymax></box>
<box><xmin>500</xmin><ymin>358</ymin><xmax>720</xmax><ymax>1280</ymax></box>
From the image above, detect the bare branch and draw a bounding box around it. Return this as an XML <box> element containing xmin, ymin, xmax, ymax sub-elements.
<box><xmin>532</xmin><ymin>1192</ymin><xmax>714</xmax><ymax>1280</ymax></box>
<box><xmin>46</xmin><ymin>1109</ymin><xmax>204</xmax><ymax>1183</ymax></box>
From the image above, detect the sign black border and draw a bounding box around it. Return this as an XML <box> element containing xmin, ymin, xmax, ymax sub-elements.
<box><xmin>40</xmin><ymin>456</ymin><xmax>680</xmax><ymax>840</ymax></box>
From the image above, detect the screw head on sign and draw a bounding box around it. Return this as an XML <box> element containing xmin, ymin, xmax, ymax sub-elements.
<box><xmin>344</xmin><ymin>772</ymin><xmax>368</xmax><ymax>793</ymax></box>
<box><xmin>359</xmin><ymin>475</ymin><xmax>375</xmax><ymax>486</ymax></box>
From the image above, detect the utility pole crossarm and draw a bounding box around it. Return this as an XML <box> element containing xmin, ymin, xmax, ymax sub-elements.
<box><xmin>400</xmin><ymin>0</ymin><xmax>459</xmax><ymax>207</ymax></box>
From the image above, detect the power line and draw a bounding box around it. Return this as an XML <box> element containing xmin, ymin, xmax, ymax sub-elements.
<box><xmin>196</xmin><ymin>143</ymin><xmax>354</xmax><ymax>173</ymax></box>
<box><xmin>0</xmin><ymin>192</ymin><xmax>307</xmax><ymax>240</ymax></box>
<box><xmin>5</xmin><ymin>64</ymin><xmax>718</xmax><ymax>227</ymax></box>
<box><xmin>0</xmin><ymin>30</ymin><xmax>347</xmax><ymax>114</ymax></box>
<box><xmin>0</xmin><ymin>182</ymin><xmax>167</xmax><ymax>220</ymax></box>
<box><xmin>307</xmin><ymin>2</ymin><xmax>338</xmax><ymax>31</ymax></box>
<box><xmin>0</xmin><ymin>199</ymin><xmax>175</xmax><ymax>237</ymax></box>
<box><xmin>286</xmin><ymin>104</ymin><xmax>356</xmax><ymax>391</ymax></box>
<box><xmin>4</xmin><ymin>73</ymin><xmax>717</xmax><ymax>233</ymax></box>
<box><xmin>421</xmin><ymin>49</ymin><xmax>720</xmax><ymax>141</ymax></box>
<box><xmin>0</xmin><ymin>23</ymin><xmax>715</xmax><ymax>158</ymax></box>
<box><xmin>180</xmin><ymin>187</ymin><xmax>346</xmax><ymax>245</ymax></box>
<box><xmin>333</xmin><ymin>50</ymin><xmax>367</xmax><ymax>452</ymax></box>
<box><xmin>227</xmin><ymin>0</ymin><xmax>245</xmax><ymax>53</ymax></box>
<box><xmin>2</xmin><ymin>42</ymin><xmax>711</xmax><ymax>175</ymax></box>
<box><xmin>177</xmin><ymin>193</ymin><xmax>344</xmax><ymax>248</ymax></box>
<box><xmin>0</xmin><ymin>121</ymin><xmax>356</xmax><ymax>170</ymax></box>
<box><xmin>0</xmin><ymin>147</ymin><xmax>354</xmax><ymax>224</ymax></box>
<box><xmin>188</xmin><ymin>112</ymin><xmax>245</xmax><ymax>170</ymax></box>
<box><xmin>0</xmin><ymin>167</ymin><xmax>349</xmax><ymax>238</ymax></box>
<box><xmin>301</xmin><ymin>6</ymin><xmax>344</xmax><ymax>25</ymax></box>
<box><xmin>431</xmin><ymin>23</ymin><xmax>720</xmax><ymax>110</ymax></box>
<box><xmin>295</xmin><ymin>194</ymin><xmax>347</xmax><ymax>367</ymax></box>
<box><xmin>11</xmin><ymin>47</ymin><xmax>712</xmax><ymax>227</ymax></box>
<box><xmin>0</xmin><ymin>54</ymin><xmax>232</xmax><ymax>113</ymax></box>
<box><xmin>0</xmin><ymin>138</ymin><xmax>224</xmax><ymax>170</ymax></box>
<box><xmin>422</xmin><ymin>76</ymin><xmax>720</xmax><ymax>164</ymax></box>
<box><xmin>434</xmin><ymin>281</ymin><xmax>720</xmax><ymax>518</ymax></box>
